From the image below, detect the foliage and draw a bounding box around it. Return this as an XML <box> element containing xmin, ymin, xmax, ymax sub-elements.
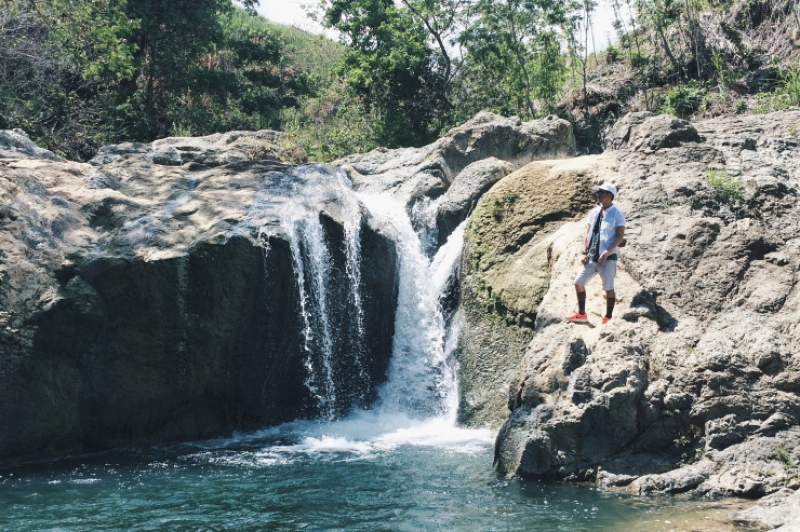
<box><xmin>459</xmin><ymin>0</ymin><xmax>573</xmax><ymax>119</ymax></box>
<box><xmin>705</xmin><ymin>169</ymin><xmax>744</xmax><ymax>204</ymax></box>
<box><xmin>605</xmin><ymin>45</ymin><xmax>621</xmax><ymax>63</ymax></box>
<box><xmin>774</xmin><ymin>443</ymin><xmax>796</xmax><ymax>472</ymax></box>
<box><xmin>322</xmin><ymin>0</ymin><xmax>451</xmax><ymax>147</ymax></box>
<box><xmin>0</xmin><ymin>0</ymin><xmax>318</xmax><ymax>160</ymax></box>
<box><xmin>105</xmin><ymin>0</ymin><xmax>297</xmax><ymax>141</ymax></box>
<box><xmin>779</xmin><ymin>61</ymin><xmax>800</xmax><ymax>107</ymax></box>
<box><xmin>751</xmin><ymin>61</ymin><xmax>800</xmax><ymax>114</ymax></box>
<box><xmin>0</xmin><ymin>0</ymin><xmax>136</xmax><ymax>157</ymax></box>
<box><xmin>280</xmin><ymin>84</ymin><xmax>378</xmax><ymax>161</ymax></box>
<box><xmin>661</xmin><ymin>80</ymin><xmax>707</xmax><ymax>118</ymax></box>
<box><xmin>4</xmin><ymin>0</ymin><xmax>800</xmax><ymax>160</ymax></box>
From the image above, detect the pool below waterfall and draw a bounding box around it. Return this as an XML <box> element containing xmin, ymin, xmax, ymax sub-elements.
<box><xmin>0</xmin><ymin>413</ymin><xmax>752</xmax><ymax>532</ymax></box>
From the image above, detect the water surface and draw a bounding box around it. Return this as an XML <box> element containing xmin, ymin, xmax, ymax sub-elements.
<box><xmin>0</xmin><ymin>414</ymin><xmax>753</xmax><ymax>532</ymax></box>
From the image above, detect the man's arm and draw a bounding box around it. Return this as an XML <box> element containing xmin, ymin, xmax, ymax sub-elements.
<box><xmin>581</xmin><ymin>223</ymin><xmax>591</xmax><ymax>264</ymax></box>
<box><xmin>598</xmin><ymin>226</ymin><xmax>625</xmax><ymax>265</ymax></box>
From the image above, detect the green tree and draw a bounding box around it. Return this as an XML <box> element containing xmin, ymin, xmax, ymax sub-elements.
<box><xmin>459</xmin><ymin>0</ymin><xmax>573</xmax><ymax>118</ymax></box>
<box><xmin>397</xmin><ymin>0</ymin><xmax>465</xmax><ymax>94</ymax></box>
<box><xmin>107</xmin><ymin>0</ymin><xmax>258</xmax><ymax>139</ymax></box>
<box><xmin>323</xmin><ymin>0</ymin><xmax>451</xmax><ymax>147</ymax></box>
<box><xmin>0</xmin><ymin>0</ymin><xmax>140</xmax><ymax>158</ymax></box>
<box><xmin>0</xmin><ymin>0</ymin><xmax>324</xmax><ymax>159</ymax></box>
<box><xmin>636</xmin><ymin>0</ymin><xmax>683</xmax><ymax>77</ymax></box>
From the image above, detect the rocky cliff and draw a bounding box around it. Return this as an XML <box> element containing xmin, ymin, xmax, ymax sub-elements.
<box><xmin>0</xmin><ymin>129</ymin><xmax>401</xmax><ymax>461</ymax></box>
<box><xmin>457</xmin><ymin>110</ymin><xmax>800</xmax><ymax>521</ymax></box>
<box><xmin>0</xmin><ymin>113</ymin><xmax>575</xmax><ymax>464</ymax></box>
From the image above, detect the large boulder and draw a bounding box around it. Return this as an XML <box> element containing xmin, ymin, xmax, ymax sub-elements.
<box><xmin>455</xmin><ymin>157</ymin><xmax>599</xmax><ymax>426</ymax></box>
<box><xmin>0</xmin><ymin>131</ymin><xmax>398</xmax><ymax>462</ymax></box>
<box><xmin>607</xmin><ymin>112</ymin><xmax>703</xmax><ymax>151</ymax></box>
<box><xmin>463</xmin><ymin>109</ymin><xmax>800</xmax><ymax>504</ymax></box>
<box><xmin>335</xmin><ymin>112</ymin><xmax>575</xmax><ymax>246</ymax></box>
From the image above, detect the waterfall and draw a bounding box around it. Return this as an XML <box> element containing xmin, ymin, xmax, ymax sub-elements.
<box><xmin>410</xmin><ymin>196</ymin><xmax>442</xmax><ymax>258</ymax></box>
<box><xmin>285</xmin><ymin>215</ymin><xmax>338</xmax><ymax>420</ymax></box>
<box><xmin>275</xmin><ymin>166</ymin><xmax>374</xmax><ymax>419</ymax></box>
<box><xmin>255</xmin><ymin>164</ymin><xmax>465</xmax><ymax>423</ymax></box>
<box><xmin>335</xmin><ymin>173</ymin><xmax>371</xmax><ymax>397</ymax></box>
<box><xmin>356</xmin><ymin>194</ymin><xmax>465</xmax><ymax>420</ymax></box>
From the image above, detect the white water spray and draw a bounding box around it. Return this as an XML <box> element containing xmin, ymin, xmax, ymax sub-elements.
<box><xmin>277</xmin><ymin>166</ymin><xmax>376</xmax><ymax>418</ymax></box>
<box><xmin>356</xmin><ymin>193</ymin><xmax>465</xmax><ymax>421</ymax></box>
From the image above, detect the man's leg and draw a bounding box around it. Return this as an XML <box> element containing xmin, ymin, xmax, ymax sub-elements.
<box><xmin>604</xmin><ymin>289</ymin><xmax>616</xmax><ymax>319</ymax></box>
<box><xmin>598</xmin><ymin>261</ymin><xmax>618</xmax><ymax>321</ymax></box>
<box><xmin>576</xmin><ymin>285</ymin><xmax>587</xmax><ymax>315</ymax></box>
<box><xmin>566</xmin><ymin>263</ymin><xmax>596</xmax><ymax>322</ymax></box>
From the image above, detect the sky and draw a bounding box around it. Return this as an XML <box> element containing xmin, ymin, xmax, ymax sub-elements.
<box><xmin>256</xmin><ymin>0</ymin><xmax>329</xmax><ymax>34</ymax></box>
<box><xmin>256</xmin><ymin>0</ymin><xmax>619</xmax><ymax>53</ymax></box>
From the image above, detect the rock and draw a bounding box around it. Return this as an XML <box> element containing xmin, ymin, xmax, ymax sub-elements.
<box><xmin>733</xmin><ymin>488</ymin><xmax>800</xmax><ymax>530</ymax></box>
<box><xmin>606</xmin><ymin>112</ymin><xmax>653</xmax><ymax>149</ymax></box>
<box><xmin>455</xmin><ymin>156</ymin><xmax>608</xmax><ymax>427</ymax></box>
<box><xmin>0</xmin><ymin>132</ymin><xmax>397</xmax><ymax>462</ymax></box>
<box><xmin>335</xmin><ymin>112</ymin><xmax>575</xmax><ymax>245</ymax></box>
<box><xmin>559</xmin><ymin>85</ymin><xmax>622</xmax><ymax>124</ymax></box>
<box><xmin>91</xmin><ymin>130</ymin><xmax>300</xmax><ymax>168</ymax></box>
<box><xmin>596</xmin><ymin>470</ymin><xmax>638</xmax><ymax>487</ymax></box>
<box><xmin>436</xmin><ymin>157</ymin><xmax>514</xmax><ymax>246</ymax></box>
<box><xmin>470</xmin><ymin>107</ymin><xmax>800</xmax><ymax>517</ymax></box>
<box><xmin>0</xmin><ymin>129</ymin><xmax>63</xmax><ymax>161</ymax></box>
<box><xmin>608</xmin><ymin>113</ymin><xmax>702</xmax><ymax>151</ymax></box>
<box><xmin>631</xmin><ymin>463</ymin><xmax>711</xmax><ymax>494</ymax></box>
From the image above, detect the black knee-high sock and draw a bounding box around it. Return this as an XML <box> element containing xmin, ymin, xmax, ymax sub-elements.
<box><xmin>578</xmin><ymin>292</ymin><xmax>586</xmax><ymax>315</ymax></box>
<box><xmin>606</xmin><ymin>297</ymin><xmax>616</xmax><ymax>318</ymax></box>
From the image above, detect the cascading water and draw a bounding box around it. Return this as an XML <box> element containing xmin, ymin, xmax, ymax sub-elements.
<box><xmin>273</xmin><ymin>165</ymin><xmax>376</xmax><ymax>419</ymax></box>
<box><xmin>410</xmin><ymin>195</ymin><xmax>443</xmax><ymax>258</ymax></box>
<box><xmin>356</xmin><ymin>193</ymin><xmax>464</xmax><ymax>420</ymax></box>
<box><xmin>285</xmin><ymin>214</ymin><xmax>338</xmax><ymax>420</ymax></box>
<box><xmin>240</xmin><ymin>159</ymin><xmax>466</xmax><ymax>428</ymax></box>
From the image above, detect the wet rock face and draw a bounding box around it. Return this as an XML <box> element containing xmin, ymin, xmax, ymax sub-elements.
<box><xmin>0</xmin><ymin>131</ymin><xmax>397</xmax><ymax>462</ymax></box>
<box><xmin>474</xmin><ymin>110</ymin><xmax>800</xmax><ymax>501</ymax></box>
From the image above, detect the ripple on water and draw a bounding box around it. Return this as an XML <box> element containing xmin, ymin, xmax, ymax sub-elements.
<box><xmin>0</xmin><ymin>421</ymin><xmax>761</xmax><ymax>532</ymax></box>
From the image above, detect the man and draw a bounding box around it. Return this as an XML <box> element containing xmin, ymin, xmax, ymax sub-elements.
<box><xmin>565</xmin><ymin>182</ymin><xmax>626</xmax><ymax>324</ymax></box>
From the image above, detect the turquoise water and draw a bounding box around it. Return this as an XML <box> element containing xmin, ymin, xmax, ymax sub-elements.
<box><xmin>0</xmin><ymin>414</ymin><xmax>748</xmax><ymax>532</ymax></box>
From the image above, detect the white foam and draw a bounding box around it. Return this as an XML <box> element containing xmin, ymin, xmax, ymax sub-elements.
<box><xmin>187</xmin><ymin>409</ymin><xmax>493</xmax><ymax>468</ymax></box>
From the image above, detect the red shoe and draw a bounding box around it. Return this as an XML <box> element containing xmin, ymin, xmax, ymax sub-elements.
<box><xmin>564</xmin><ymin>312</ymin><xmax>588</xmax><ymax>323</ymax></box>
<box><xmin>601</xmin><ymin>317</ymin><xmax>611</xmax><ymax>324</ymax></box>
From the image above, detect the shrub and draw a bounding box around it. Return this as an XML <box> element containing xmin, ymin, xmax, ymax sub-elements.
<box><xmin>605</xmin><ymin>45</ymin><xmax>621</xmax><ymax>64</ymax></box>
<box><xmin>779</xmin><ymin>62</ymin><xmax>800</xmax><ymax>106</ymax></box>
<box><xmin>753</xmin><ymin>91</ymin><xmax>793</xmax><ymax>113</ymax></box>
<box><xmin>663</xmin><ymin>81</ymin><xmax>707</xmax><ymax>118</ymax></box>
<box><xmin>752</xmin><ymin>62</ymin><xmax>800</xmax><ymax>113</ymax></box>
<box><xmin>705</xmin><ymin>169</ymin><xmax>744</xmax><ymax>204</ymax></box>
<box><xmin>629</xmin><ymin>50</ymin><xmax>647</xmax><ymax>68</ymax></box>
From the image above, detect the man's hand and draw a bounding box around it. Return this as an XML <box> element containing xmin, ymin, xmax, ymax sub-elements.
<box><xmin>581</xmin><ymin>254</ymin><xmax>589</xmax><ymax>265</ymax></box>
<box><xmin>598</xmin><ymin>250</ymin><xmax>608</xmax><ymax>265</ymax></box>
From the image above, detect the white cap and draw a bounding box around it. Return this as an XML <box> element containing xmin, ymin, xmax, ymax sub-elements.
<box><xmin>592</xmin><ymin>182</ymin><xmax>617</xmax><ymax>198</ymax></box>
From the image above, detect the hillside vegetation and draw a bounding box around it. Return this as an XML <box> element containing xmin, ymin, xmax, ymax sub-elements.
<box><xmin>1</xmin><ymin>0</ymin><xmax>798</xmax><ymax>161</ymax></box>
